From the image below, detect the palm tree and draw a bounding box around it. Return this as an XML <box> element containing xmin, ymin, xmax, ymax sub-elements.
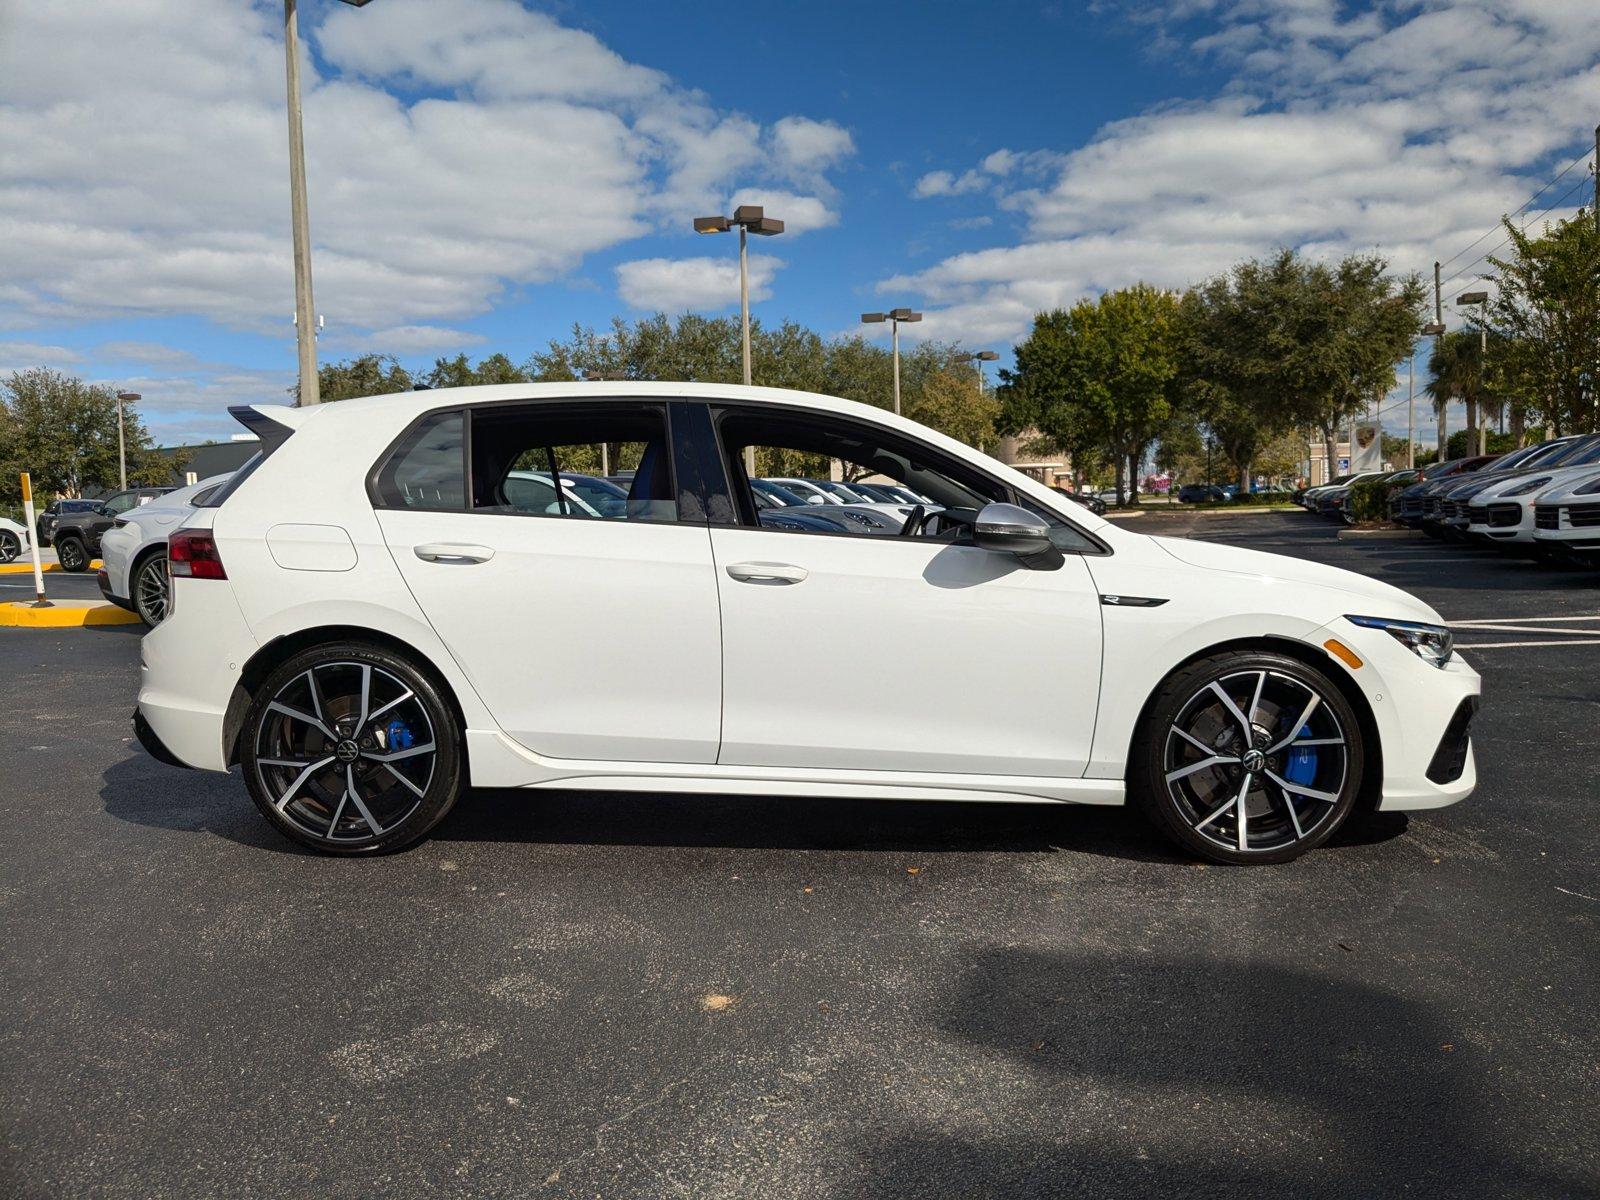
<box><xmin>1424</xmin><ymin>330</ymin><xmax>1494</xmax><ymax>457</ymax></box>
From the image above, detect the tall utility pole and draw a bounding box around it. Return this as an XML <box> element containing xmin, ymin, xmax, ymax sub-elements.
<box><xmin>283</xmin><ymin>0</ymin><xmax>319</xmax><ymax>406</ymax></box>
<box><xmin>1405</xmin><ymin>354</ymin><xmax>1416</xmax><ymax>469</ymax></box>
<box><xmin>115</xmin><ymin>392</ymin><xmax>140</xmax><ymax>489</ymax></box>
<box><xmin>1433</xmin><ymin>261</ymin><xmax>1446</xmax><ymax>456</ymax></box>
<box><xmin>860</xmin><ymin>308</ymin><xmax>922</xmax><ymax>414</ymax></box>
<box><xmin>281</xmin><ymin>0</ymin><xmax>376</xmax><ymax>406</ymax></box>
<box><xmin>1594</xmin><ymin>124</ymin><xmax>1599</xmax><ymax>234</ymax></box>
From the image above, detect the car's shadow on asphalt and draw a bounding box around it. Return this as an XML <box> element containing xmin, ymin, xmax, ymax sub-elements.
<box><xmin>838</xmin><ymin>947</ymin><xmax>1589</xmax><ymax>1198</ymax></box>
<box><xmin>101</xmin><ymin>752</ymin><xmax>1411</xmax><ymax>863</ymax></box>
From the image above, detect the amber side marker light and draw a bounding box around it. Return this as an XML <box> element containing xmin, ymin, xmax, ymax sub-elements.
<box><xmin>1324</xmin><ymin>639</ymin><xmax>1364</xmax><ymax>670</ymax></box>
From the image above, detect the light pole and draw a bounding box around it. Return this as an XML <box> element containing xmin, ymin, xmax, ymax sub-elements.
<box><xmin>282</xmin><ymin>0</ymin><xmax>376</xmax><ymax>407</ymax></box>
<box><xmin>695</xmin><ymin>206</ymin><xmax>783</xmax><ymax>475</ymax></box>
<box><xmin>693</xmin><ymin>206</ymin><xmax>785</xmax><ymax>388</ymax></box>
<box><xmin>1417</xmin><ymin>321</ymin><xmax>1445</xmax><ymax>467</ymax></box>
<box><xmin>861</xmin><ymin>308</ymin><xmax>922</xmax><ymax>415</ymax></box>
<box><xmin>115</xmin><ymin>392</ymin><xmax>139</xmax><ymax>489</ymax></box>
<box><xmin>1457</xmin><ymin>291</ymin><xmax>1489</xmax><ymax>456</ymax></box>
<box><xmin>958</xmin><ymin>349</ymin><xmax>999</xmax><ymax>395</ymax></box>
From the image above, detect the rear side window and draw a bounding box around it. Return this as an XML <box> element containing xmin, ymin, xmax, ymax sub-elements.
<box><xmin>374</xmin><ymin>410</ymin><xmax>466</xmax><ymax>510</ymax></box>
<box><xmin>469</xmin><ymin>403</ymin><xmax>677</xmax><ymax>523</ymax></box>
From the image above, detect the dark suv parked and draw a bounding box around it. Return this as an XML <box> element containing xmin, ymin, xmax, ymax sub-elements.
<box><xmin>45</xmin><ymin>487</ymin><xmax>174</xmax><ymax>572</ymax></box>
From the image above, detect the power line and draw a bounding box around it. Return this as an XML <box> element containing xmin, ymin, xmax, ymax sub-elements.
<box><xmin>1436</xmin><ymin>170</ymin><xmax>1594</xmax><ymax>298</ymax></box>
<box><xmin>1433</xmin><ymin>141</ymin><xmax>1594</xmax><ymax>274</ymax></box>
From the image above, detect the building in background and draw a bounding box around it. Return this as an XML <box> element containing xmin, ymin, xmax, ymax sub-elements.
<box><xmin>156</xmin><ymin>437</ymin><xmax>260</xmax><ymax>487</ymax></box>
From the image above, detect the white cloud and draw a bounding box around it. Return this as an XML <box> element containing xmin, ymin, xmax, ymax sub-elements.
<box><xmin>888</xmin><ymin>1</ymin><xmax>1600</xmax><ymax>343</ymax></box>
<box><xmin>912</xmin><ymin>169</ymin><xmax>987</xmax><ymax>199</ymax></box>
<box><xmin>0</xmin><ymin>0</ymin><xmax>853</xmax><ymax>344</ymax></box>
<box><xmin>86</xmin><ymin>366</ymin><xmax>298</xmax><ymax>446</ymax></box>
<box><xmin>329</xmin><ymin>325</ymin><xmax>491</xmax><ymax>356</ymax></box>
<box><xmin>93</xmin><ymin>341</ymin><xmax>202</xmax><ymax>369</ymax></box>
<box><xmin>615</xmin><ymin>254</ymin><xmax>783</xmax><ymax>312</ymax></box>
<box><xmin>0</xmin><ymin>341</ymin><xmax>82</xmax><ymax>372</ymax></box>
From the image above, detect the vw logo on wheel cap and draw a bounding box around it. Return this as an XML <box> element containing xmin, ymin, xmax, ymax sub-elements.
<box><xmin>1242</xmin><ymin>748</ymin><xmax>1266</xmax><ymax>773</ymax></box>
<box><xmin>334</xmin><ymin>738</ymin><xmax>361</xmax><ymax>764</ymax></box>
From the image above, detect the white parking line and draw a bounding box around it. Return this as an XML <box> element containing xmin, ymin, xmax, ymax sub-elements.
<box><xmin>1448</xmin><ymin>624</ymin><xmax>1600</xmax><ymax>636</ymax></box>
<box><xmin>1456</xmin><ymin>638</ymin><xmax>1600</xmax><ymax>649</ymax></box>
<box><xmin>1450</xmin><ymin>614</ymin><xmax>1600</xmax><ymax>625</ymax></box>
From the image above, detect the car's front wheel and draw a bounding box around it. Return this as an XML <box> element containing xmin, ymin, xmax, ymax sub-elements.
<box><xmin>132</xmin><ymin>553</ymin><xmax>170</xmax><ymax>626</ymax></box>
<box><xmin>55</xmin><ymin>535</ymin><xmax>88</xmax><ymax>572</ymax></box>
<box><xmin>241</xmin><ymin>642</ymin><xmax>464</xmax><ymax>854</ymax></box>
<box><xmin>1131</xmin><ymin>650</ymin><xmax>1365</xmax><ymax>865</ymax></box>
<box><xmin>0</xmin><ymin>531</ymin><xmax>18</xmax><ymax>563</ymax></box>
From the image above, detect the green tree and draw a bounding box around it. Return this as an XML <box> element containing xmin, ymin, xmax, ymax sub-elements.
<box><xmin>905</xmin><ymin>367</ymin><xmax>1000</xmax><ymax>453</ymax></box>
<box><xmin>0</xmin><ymin>368</ymin><xmax>171</xmax><ymax>501</ymax></box>
<box><xmin>1000</xmin><ymin>285</ymin><xmax>1182</xmax><ymax>505</ymax></box>
<box><xmin>423</xmin><ymin>351</ymin><xmax>530</xmax><ymax>389</ymax></box>
<box><xmin>1486</xmin><ymin>212</ymin><xmax>1600</xmax><ymax>436</ymax></box>
<box><xmin>312</xmin><ymin>353</ymin><xmax>413</xmax><ymax>401</ymax></box>
<box><xmin>1424</xmin><ymin>331</ymin><xmax>1495</xmax><ymax>458</ymax></box>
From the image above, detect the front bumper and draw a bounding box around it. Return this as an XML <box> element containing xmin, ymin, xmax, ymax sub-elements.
<box><xmin>1312</xmin><ymin>618</ymin><xmax>1483</xmax><ymax>812</ymax></box>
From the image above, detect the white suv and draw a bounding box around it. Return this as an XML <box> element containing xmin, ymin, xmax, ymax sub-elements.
<box><xmin>135</xmin><ymin>383</ymin><xmax>1481</xmax><ymax>864</ymax></box>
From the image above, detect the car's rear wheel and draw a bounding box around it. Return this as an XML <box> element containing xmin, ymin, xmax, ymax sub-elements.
<box><xmin>1131</xmin><ymin>650</ymin><xmax>1364</xmax><ymax>865</ymax></box>
<box><xmin>132</xmin><ymin>553</ymin><xmax>170</xmax><ymax>626</ymax></box>
<box><xmin>0</xmin><ymin>531</ymin><xmax>18</xmax><ymax>563</ymax></box>
<box><xmin>56</xmin><ymin>535</ymin><xmax>88</xmax><ymax>572</ymax></box>
<box><xmin>241</xmin><ymin>642</ymin><xmax>463</xmax><ymax>855</ymax></box>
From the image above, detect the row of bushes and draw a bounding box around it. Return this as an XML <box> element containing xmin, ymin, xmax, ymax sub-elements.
<box><xmin>1349</xmin><ymin>478</ymin><xmax>1406</xmax><ymax>524</ymax></box>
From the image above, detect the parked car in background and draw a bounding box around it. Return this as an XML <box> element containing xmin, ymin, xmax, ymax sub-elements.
<box><xmin>1318</xmin><ymin>470</ymin><xmax>1418</xmax><ymax>524</ymax></box>
<box><xmin>1531</xmin><ymin>469</ymin><xmax>1600</xmax><ymax>565</ymax></box>
<box><xmin>136</xmin><ymin>382</ymin><xmax>1480</xmax><ymax>867</ymax></box>
<box><xmin>1425</xmin><ymin>436</ymin><xmax>1593</xmax><ymax>540</ymax></box>
<box><xmin>1178</xmin><ymin>484</ymin><xmax>1227</xmax><ymax>504</ymax></box>
<box><xmin>1298</xmin><ymin>472</ymin><xmax>1383</xmax><ymax>513</ymax></box>
<box><xmin>1051</xmin><ymin>486</ymin><xmax>1107</xmax><ymax>516</ymax></box>
<box><xmin>98</xmin><ymin>474</ymin><xmax>232</xmax><ymax>625</ymax></box>
<box><xmin>1462</xmin><ymin>435</ymin><xmax>1600</xmax><ymax>551</ymax></box>
<box><xmin>1390</xmin><ymin>455</ymin><xmax>1497</xmax><ymax>524</ymax></box>
<box><xmin>0</xmin><ymin>516</ymin><xmax>31</xmax><ymax>563</ymax></box>
<box><xmin>34</xmin><ymin>497</ymin><xmax>105</xmax><ymax>547</ymax></box>
<box><xmin>46</xmin><ymin>486</ymin><xmax>176</xmax><ymax>571</ymax></box>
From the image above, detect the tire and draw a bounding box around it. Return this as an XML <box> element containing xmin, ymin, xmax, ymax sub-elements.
<box><xmin>132</xmin><ymin>552</ymin><xmax>170</xmax><ymax>626</ymax></box>
<box><xmin>240</xmin><ymin>641</ymin><xmax>464</xmax><ymax>855</ymax></box>
<box><xmin>0</xmin><ymin>531</ymin><xmax>18</xmax><ymax>563</ymax></box>
<box><xmin>55</xmin><ymin>535</ymin><xmax>89</xmax><ymax>572</ymax></box>
<box><xmin>1130</xmin><ymin>649</ymin><xmax>1366</xmax><ymax>865</ymax></box>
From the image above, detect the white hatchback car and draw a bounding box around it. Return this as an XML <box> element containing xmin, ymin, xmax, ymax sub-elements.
<box><xmin>134</xmin><ymin>384</ymin><xmax>1482</xmax><ymax>863</ymax></box>
<box><xmin>99</xmin><ymin>474</ymin><xmax>233</xmax><ymax>625</ymax></box>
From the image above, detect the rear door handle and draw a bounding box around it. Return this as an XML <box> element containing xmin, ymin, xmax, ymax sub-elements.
<box><xmin>414</xmin><ymin>543</ymin><xmax>495</xmax><ymax>565</ymax></box>
<box><xmin>725</xmin><ymin>561</ymin><xmax>807</xmax><ymax>584</ymax></box>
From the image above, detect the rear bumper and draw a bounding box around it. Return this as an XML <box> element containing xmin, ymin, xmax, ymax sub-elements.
<box><xmin>133</xmin><ymin>708</ymin><xmax>191</xmax><ymax>770</ymax></box>
<box><xmin>97</xmin><ymin>568</ymin><xmax>133</xmax><ymax>610</ymax></box>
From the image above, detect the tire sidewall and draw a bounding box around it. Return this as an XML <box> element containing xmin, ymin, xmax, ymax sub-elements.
<box><xmin>240</xmin><ymin>641</ymin><xmax>463</xmax><ymax>855</ymax></box>
<box><xmin>0</xmin><ymin>531</ymin><xmax>18</xmax><ymax>563</ymax></box>
<box><xmin>133</xmin><ymin>553</ymin><xmax>168</xmax><ymax>626</ymax></box>
<box><xmin>1132</xmin><ymin>649</ymin><xmax>1366</xmax><ymax>865</ymax></box>
<box><xmin>57</xmin><ymin>536</ymin><xmax>87</xmax><ymax>571</ymax></box>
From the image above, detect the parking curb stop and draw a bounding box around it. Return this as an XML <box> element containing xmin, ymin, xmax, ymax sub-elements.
<box><xmin>0</xmin><ymin>599</ymin><xmax>141</xmax><ymax>628</ymax></box>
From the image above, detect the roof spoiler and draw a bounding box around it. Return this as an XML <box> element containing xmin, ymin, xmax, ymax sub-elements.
<box><xmin>227</xmin><ymin>404</ymin><xmax>308</xmax><ymax>456</ymax></box>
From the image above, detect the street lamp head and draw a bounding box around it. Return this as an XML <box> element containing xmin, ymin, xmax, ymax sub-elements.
<box><xmin>338</xmin><ymin>1</ymin><xmax>378</xmax><ymax>6</ymax></box>
<box><xmin>748</xmin><ymin>216</ymin><xmax>784</xmax><ymax>236</ymax></box>
<box><xmin>861</xmin><ymin>312</ymin><xmax>887</xmax><ymax>323</ymax></box>
<box><xmin>975</xmin><ymin>350</ymin><xmax>999</xmax><ymax>362</ymax></box>
<box><xmin>693</xmin><ymin>215</ymin><xmax>730</xmax><ymax>234</ymax></box>
<box><xmin>732</xmin><ymin>205</ymin><xmax>765</xmax><ymax>224</ymax></box>
<box><xmin>890</xmin><ymin>308</ymin><xmax>922</xmax><ymax>323</ymax></box>
<box><xmin>1421</xmin><ymin>322</ymin><xmax>1447</xmax><ymax>336</ymax></box>
<box><xmin>117</xmin><ymin>392</ymin><xmax>141</xmax><ymax>402</ymax></box>
<box><xmin>1456</xmin><ymin>291</ymin><xmax>1488</xmax><ymax>305</ymax></box>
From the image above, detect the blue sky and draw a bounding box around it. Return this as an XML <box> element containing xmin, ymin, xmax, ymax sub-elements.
<box><xmin>1</xmin><ymin>0</ymin><xmax>1596</xmax><ymax>446</ymax></box>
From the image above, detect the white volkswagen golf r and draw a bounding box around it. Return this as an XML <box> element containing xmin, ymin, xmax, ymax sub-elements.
<box><xmin>134</xmin><ymin>383</ymin><xmax>1481</xmax><ymax>864</ymax></box>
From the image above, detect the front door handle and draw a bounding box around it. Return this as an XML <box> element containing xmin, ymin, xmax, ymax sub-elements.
<box><xmin>725</xmin><ymin>561</ymin><xmax>808</xmax><ymax>585</ymax></box>
<box><xmin>414</xmin><ymin>543</ymin><xmax>495</xmax><ymax>565</ymax></box>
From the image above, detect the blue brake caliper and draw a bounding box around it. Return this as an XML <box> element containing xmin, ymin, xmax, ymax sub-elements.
<box><xmin>384</xmin><ymin>719</ymin><xmax>415</xmax><ymax>752</ymax></box>
<box><xmin>1283</xmin><ymin>724</ymin><xmax>1318</xmax><ymax>785</ymax></box>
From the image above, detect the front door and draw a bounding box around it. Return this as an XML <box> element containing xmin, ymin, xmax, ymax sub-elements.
<box><xmin>374</xmin><ymin>401</ymin><xmax>722</xmax><ymax>765</ymax></box>
<box><xmin>704</xmin><ymin>404</ymin><xmax>1105</xmax><ymax>778</ymax></box>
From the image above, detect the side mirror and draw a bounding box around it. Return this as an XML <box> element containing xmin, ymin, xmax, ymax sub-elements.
<box><xmin>972</xmin><ymin>502</ymin><xmax>1052</xmax><ymax>556</ymax></box>
<box><xmin>805</xmin><ymin>494</ymin><xmax>825</xmax><ymax>505</ymax></box>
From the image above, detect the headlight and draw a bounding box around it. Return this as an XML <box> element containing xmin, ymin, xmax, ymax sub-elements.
<box><xmin>1346</xmin><ymin>615</ymin><xmax>1453</xmax><ymax>668</ymax></box>
<box><xmin>1500</xmin><ymin>476</ymin><xmax>1552</xmax><ymax>498</ymax></box>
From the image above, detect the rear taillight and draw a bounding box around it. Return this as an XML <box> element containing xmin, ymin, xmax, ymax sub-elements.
<box><xmin>169</xmin><ymin>529</ymin><xmax>226</xmax><ymax>580</ymax></box>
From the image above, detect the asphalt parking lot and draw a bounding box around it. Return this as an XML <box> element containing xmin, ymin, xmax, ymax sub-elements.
<box><xmin>2</xmin><ymin>513</ymin><xmax>1596</xmax><ymax>1199</ymax></box>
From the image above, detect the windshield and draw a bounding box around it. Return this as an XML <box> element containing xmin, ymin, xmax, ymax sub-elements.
<box><xmin>1548</xmin><ymin>436</ymin><xmax>1600</xmax><ymax>467</ymax></box>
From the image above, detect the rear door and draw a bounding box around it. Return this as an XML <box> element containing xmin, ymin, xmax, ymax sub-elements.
<box><xmin>373</xmin><ymin>400</ymin><xmax>723</xmax><ymax>765</ymax></box>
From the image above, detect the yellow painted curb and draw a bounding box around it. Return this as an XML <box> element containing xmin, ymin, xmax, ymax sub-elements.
<box><xmin>0</xmin><ymin>560</ymin><xmax>103</xmax><ymax>574</ymax></box>
<box><xmin>0</xmin><ymin>599</ymin><xmax>141</xmax><ymax>628</ymax></box>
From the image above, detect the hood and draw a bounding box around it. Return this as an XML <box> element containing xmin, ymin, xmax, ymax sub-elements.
<box><xmin>1150</xmin><ymin>536</ymin><xmax>1442</xmax><ymax>624</ymax></box>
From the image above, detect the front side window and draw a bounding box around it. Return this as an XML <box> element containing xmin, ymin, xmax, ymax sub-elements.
<box><xmin>103</xmin><ymin>491</ymin><xmax>141</xmax><ymax>516</ymax></box>
<box><xmin>470</xmin><ymin>404</ymin><xmax>677</xmax><ymax>523</ymax></box>
<box><xmin>715</xmin><ymin>408</ymin><xmax>1007</xmax><ymax>543</ymax></box>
